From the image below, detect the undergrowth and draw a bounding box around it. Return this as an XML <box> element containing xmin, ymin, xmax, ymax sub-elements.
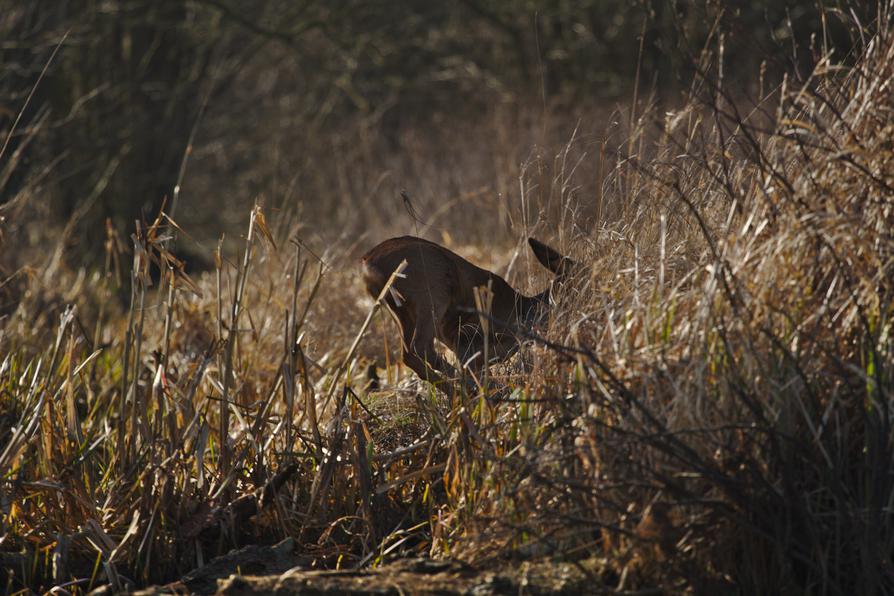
<box><xmin>1</xmin><ymin>4</ymin><xmax>893</xmax><ymax>593</ymax></box>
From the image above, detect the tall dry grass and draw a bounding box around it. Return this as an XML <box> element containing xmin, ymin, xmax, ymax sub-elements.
<box><xmin>1</xmin><ymin>3</ymin><xmax>893</xmax><ymax>593</ymax></box>
<box><xmin>444</xmin><ymin>7</ymin><xmax>894</xmax><ymax>593</ymax></box>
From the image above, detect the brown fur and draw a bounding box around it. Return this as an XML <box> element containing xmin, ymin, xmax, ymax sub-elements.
<box><xmin>360</xmin><ymin>236</ymin><xmax>573</xmax><ymax>395</ymax></box>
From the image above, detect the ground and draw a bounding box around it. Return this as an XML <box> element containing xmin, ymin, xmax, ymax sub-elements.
<box><xmin>116</xmin><ymin>539</ymin><xmax>609</xmax><ymax>595</ymax></box>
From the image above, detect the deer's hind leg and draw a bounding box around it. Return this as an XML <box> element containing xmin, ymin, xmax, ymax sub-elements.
<box><xmin>395</xmin><ymin>308</ymin><xmax>458</xmax><ymax>396</ymax></box>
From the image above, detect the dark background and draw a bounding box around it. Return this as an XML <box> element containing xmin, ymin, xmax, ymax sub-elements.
<box><xmin>0</xmin><ymin>1</ymin><xmax>867</xmax><ymax>262</ymax></box>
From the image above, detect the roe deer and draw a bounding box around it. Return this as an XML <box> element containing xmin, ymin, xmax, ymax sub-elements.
<box><xmin>360</xmin><ymin>236</ymin><xmax>574</xmax><ymax>395</ymax></box>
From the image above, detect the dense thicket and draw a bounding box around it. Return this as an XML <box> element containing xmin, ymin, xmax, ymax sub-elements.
<box><xmin>2</xmin><ymin>2</ymin><xmax>892</xmax><ymax>593</ymax></box>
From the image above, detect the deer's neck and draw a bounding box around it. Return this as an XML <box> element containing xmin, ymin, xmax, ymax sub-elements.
<box><xmin>519</xmin><ymin>287</ymin><xmax>551</xmax><ymax>326</ymax></box>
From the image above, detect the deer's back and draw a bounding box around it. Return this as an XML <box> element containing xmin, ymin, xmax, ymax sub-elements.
<box><xmin>361</xmin><ymin>237</ymin><xmax>459</xmax><ymax>308</ymax></box>
<box><xmin>361</xmin><ymin>236</ymin><xmax>516</xmax><ymax>301</ymax></box>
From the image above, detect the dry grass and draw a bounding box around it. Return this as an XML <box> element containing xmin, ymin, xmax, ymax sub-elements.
<box><xmin>2</xmin><ymin>5</ymin><xmax>894</xmax><ymax>594</ymax></box>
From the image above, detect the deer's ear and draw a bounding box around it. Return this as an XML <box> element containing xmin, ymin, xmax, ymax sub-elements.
<box><xmin>528</xmin><ymin>238</ymin><xmax>564</xmax><ymax>272</ymax></box>
<box><xmin>528</xmin><ymin>238</ymin><xmax>577</xmax><ymax>280</ymax></box>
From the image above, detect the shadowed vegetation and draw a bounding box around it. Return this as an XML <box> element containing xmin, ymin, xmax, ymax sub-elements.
<box><xmin>1</xmin><ymin>1</ymin><xmax>893</xmax><ymax>593</ymax></box>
